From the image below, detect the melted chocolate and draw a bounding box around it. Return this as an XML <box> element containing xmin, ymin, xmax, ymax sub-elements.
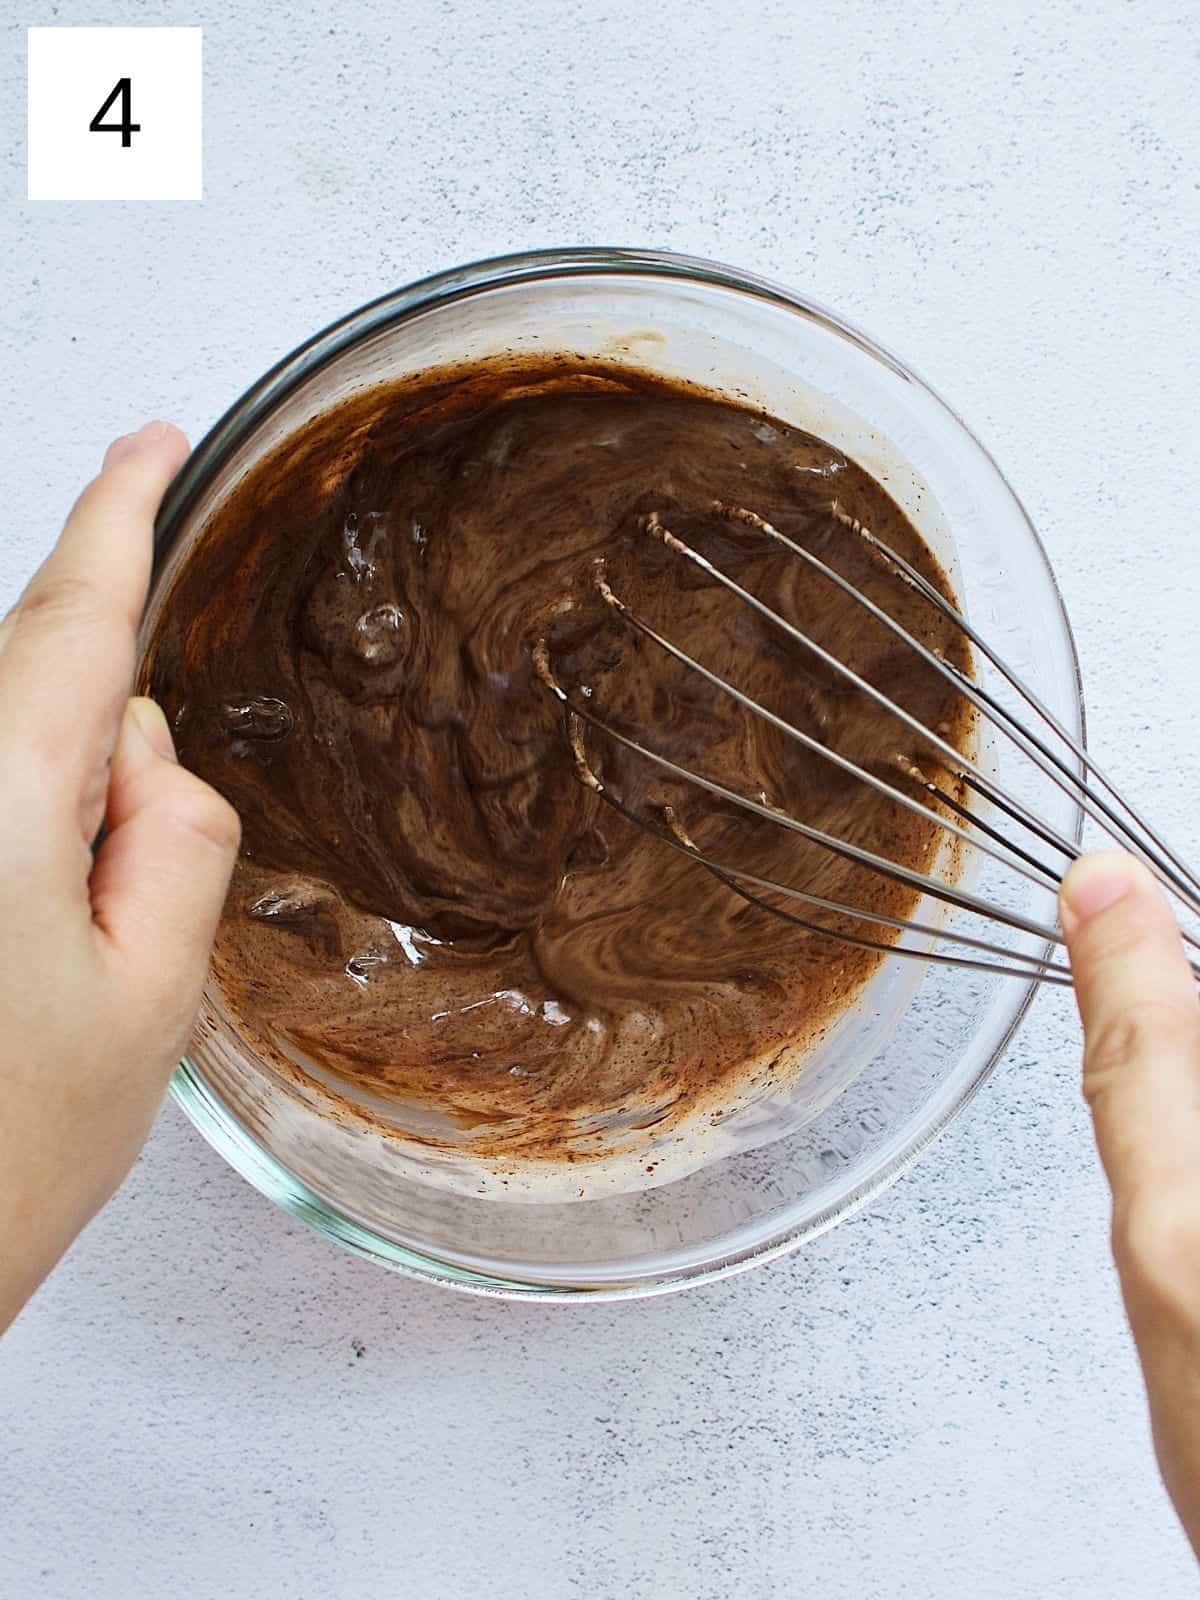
<box><xmin>143</xmin><ymin>360</ymin><xmax>971</xmax><ymax>1160</ymax></box>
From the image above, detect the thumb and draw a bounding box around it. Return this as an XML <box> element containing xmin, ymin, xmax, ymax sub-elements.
<box><xmin>1060</xmin><ymin>850</ymin><xmax>1200</xmax><ymax>1216</ymax></box>
<box><xmin>90</xmin><ymin>697</ymin><xmax>240</xmax><ymax>1039</ymax></box>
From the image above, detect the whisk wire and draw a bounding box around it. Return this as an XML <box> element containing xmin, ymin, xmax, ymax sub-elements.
<box><xmin>653</xmin><ymin>505</ymin><xmax>1200</xmax><ymax>957</ymax></box>
<box><xmin>533</xmin><ymin>656</ymin><xmax>1074</xmax><ymax>987</ymax></box>
<box><xmin>647</xmin><ymin>510</ymin><xmax>1088</xmax><ymax>873</ymax></box>
<box><xmin>849</xmin><ymin>514</ymin><xmax>1200</xmax><ymax>916</ymax></box>
<box><xmin>595</xmin><ymin>573</ymin><xmax>1062</xmax><ymax>895</ymax></box>
<box><xmin>533</xmin><ymin>498</ymin><xmax>1200</xmax><ymax>989</ymax></box>
<box><xmin>534</xmin><ymin>643</ymin><xmax>1064</xmax><ymax>946</ymax></box>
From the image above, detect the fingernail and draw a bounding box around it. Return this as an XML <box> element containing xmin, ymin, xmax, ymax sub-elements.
<box><xmin>103</xmin><ymin>421</ymin><xmax>175</xmax><ymax>469</ymax></box>
<box><xmin>127</xmin><ymin>696</ymin><xmax>178</xmax><ymax>762</ymax></box>
<box><xmin>1060</xmin><ymin>851</ymin><xmax>1138</xmax><ymax>933</ymax></box>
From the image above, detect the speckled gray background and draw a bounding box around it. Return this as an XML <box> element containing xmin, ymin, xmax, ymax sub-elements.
<box><xmin>3</xmin><ymin>2</ymin><xmax>1200</xmax><ymax>1595</ymax></box>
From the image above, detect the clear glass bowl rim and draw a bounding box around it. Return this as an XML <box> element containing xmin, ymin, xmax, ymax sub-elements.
<box><xmin>158</xmin><ymin>245</ymin><xmax>1085</xmax><ymax>1302</ymax></box>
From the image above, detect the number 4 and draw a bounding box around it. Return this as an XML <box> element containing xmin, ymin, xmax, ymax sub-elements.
<box><xmin>89</xmin><ymin>78</ymin><xmax>140</xmax><ymax>148</ymax></box>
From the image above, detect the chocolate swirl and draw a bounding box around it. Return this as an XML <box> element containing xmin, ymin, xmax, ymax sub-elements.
<box><xmin>143</xmin><ymin>360</ymin><xmax>971</xmax><ymax>1158</ymax></box>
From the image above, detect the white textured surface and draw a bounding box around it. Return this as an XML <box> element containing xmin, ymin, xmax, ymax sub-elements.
<box><xmin>3</xmin><ymin>2</ymin><xmax>1199</xmax><ymax>1595</ymax></box>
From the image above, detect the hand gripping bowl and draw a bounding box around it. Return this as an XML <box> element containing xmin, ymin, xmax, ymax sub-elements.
<box><xmin>143</xmin><ymin>248</ymin><xmax>1083</xmax><ymax>1300</ymax></box>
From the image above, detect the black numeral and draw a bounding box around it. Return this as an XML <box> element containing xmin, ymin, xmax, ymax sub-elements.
<box><xmin>88</xmin><ymin>78</ymin><xmax>140</xmax><ymax>148</ymax></box>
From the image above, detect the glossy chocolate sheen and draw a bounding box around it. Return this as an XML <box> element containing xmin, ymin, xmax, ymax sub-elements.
<box><xmin>143</xmin><ymin>359</ymin><xmax>971</xmax><ymax>1160</ymax></box>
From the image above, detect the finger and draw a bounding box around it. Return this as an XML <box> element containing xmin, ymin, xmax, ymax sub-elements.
<box><xmin>0</xmin><ymin>423</ymin><xmax>189</xmax><ymax>805</ymax></box>
<box><xmin>25</xmin><ymin>422</ymin><xmax>189</xmax><ymax>627</ymax></box>
<box><xmin>89</xmin><ymin>697</ymin><xmax>240</xmax><ymax>1045</ymax></box>
<box><xmin>1060</xmin><ymin>850</ymin><xmax>1200</xmax><ymax>1211</ymax></box>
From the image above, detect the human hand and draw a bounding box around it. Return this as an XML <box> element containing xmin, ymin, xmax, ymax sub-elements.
<box><xmin>0</xmin><ymin>423</ymin><xmax>239</xmax><ymax>1330</ymax></box>
<box><xmin>1061</xmin><ymin>851</ymin><xmax>1200</xmax><ymax>1558</ymax></box>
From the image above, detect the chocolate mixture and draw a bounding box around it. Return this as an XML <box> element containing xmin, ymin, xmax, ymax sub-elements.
<box><xmin>143</xmin><ymin>360</ymin><xmax>971</xmax><ymax>1160</ymax></box>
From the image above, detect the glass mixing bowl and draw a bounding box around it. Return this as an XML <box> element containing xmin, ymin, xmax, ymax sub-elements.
<box><xmin>144</xmin><ymin>247</ymin><xmax>1083</xmax><ymax>1300</ymax></box>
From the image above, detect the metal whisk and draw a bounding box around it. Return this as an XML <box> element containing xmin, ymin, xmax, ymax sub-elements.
<box><xmin>534</xmin><ymin>501</ymin><xmax>1200</xmax><ymax>989</ymax></box>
